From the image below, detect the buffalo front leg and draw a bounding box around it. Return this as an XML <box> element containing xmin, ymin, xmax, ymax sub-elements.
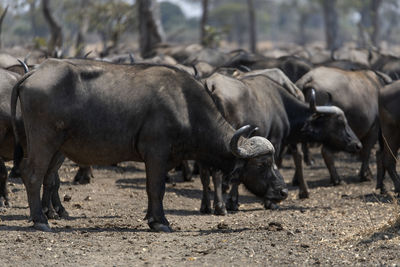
<box><xmin>0</xmin><ymin>158</ymin><xmax>9</xmax><ymax>207</ymax></box>
<box><xmin>321</xmin><ymin>146</ymin><xmax>341</xmax><ymax>185</ymax></box>
<box><xmin>291</xmin><ymin>144</ymin><xmax>309</xmax><ymax>199</ymax></box>
<box><xmin>199</xmin><ymin>163</ymin><xmax>212</xmax><ymax>214</ymax></box>
<box><xmin>359</xmin><ymin>122</ymin><xmax>378</xmax><ymax>182</ymax></box>
<box><xmin>144</xmin><ymin>155</ymin><xmax>171</xmax><ymax>232</ymax></box>
<box><xmin>212</xmin><ymin>170</ymin><xmax>227</xmax><ymax>215</ymax></box>
<box><xmin>226</xmin><ymin>180</ymin><xmax>240</xmax><ymax>211</ymax></box>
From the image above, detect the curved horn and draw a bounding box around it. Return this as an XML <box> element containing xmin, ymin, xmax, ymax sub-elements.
<box><xmin>17</xmin><ymin>59</ymin><xmax>29</xmax><ymax>74</ymax></box>
<box><xmin>84</xmin><ymin>50</ymin><xmax>92</xmax><ymax>58</ymax></box>
<box><xmin>230</xmin><ymin>125</ymin><xmax>274</xmax><ymax>158</ymax></box>
<box><xmin>309</xmin><ymin>88</ymin><xmax>317</xmax><ymax>113</ymax></box>
<box><xmin>315</xmin><ymin>105</ymin><xmax>343</xmax><ymax>115</ymax></box>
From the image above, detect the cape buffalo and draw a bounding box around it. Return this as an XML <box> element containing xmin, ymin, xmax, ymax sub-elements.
<box><xmin>376</xmin><ymin>80</ymin><xmax>400</xmax><ymax>194</ymax></box>
<box><xmin>11</xmin><ymin>59</ymin><xmax>288</xmax><ymax>232</ymax></box>
<box><xmin>296</xmin><ymin>66</ymin><xmax>390</xmax><ymax>185</ymax></box>
<box><xmin>201</xmin><ymin>72</ymin><xmax>360</xmax><ymax>213</ymax></box>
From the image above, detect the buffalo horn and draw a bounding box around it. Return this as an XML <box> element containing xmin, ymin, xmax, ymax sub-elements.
<box><xmin>230</xmin><ymin>125</ymin><xmax>275</xmax><ymax>158</ymax></box>
<box><xmin>17</xmin><ymin>59</ymin><xmax>29</xmax><ymax>74</ymax></box>
<box><xmin>309</xmin><ymin>88</ymin><xmax>343</xmax><ymax>115</ymax></box>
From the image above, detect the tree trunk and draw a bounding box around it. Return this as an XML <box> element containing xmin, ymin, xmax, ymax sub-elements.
<box><xmin>29</xmin><ymin>1</ymin><xmax>38</xmax><ymax>37</ymax></box>
<box><xmin>200</xmin><ymin>0</ymin><xmax>209</xmax><ymax>46</ymax></box>
<box><xmin>247</xmin><ymin>0</ymin><xmax>257</xmax><ymax>53</ymax></box>
<box><xmin>0</xmin><ymin>6</ymin><xmax>8</xmax><ymax>49</ymax></box>
<box><xmin>322</xmin><ymin>0</ymin><xmax>340</xmax><ymax>52</ymax></box>
<box><xmin>42</xmin><ymin>0</ymin><xmax>63</xmax><ymax>57</ymax></box>
<box><xmin>370</xmin><ymin>0</ymin><xmax>382</xmax><ymax>48</ymax></box>
<box><xmin>138</xmin><ymin>0</ymin><xmax>164</xmax><ymax>59</ymax></box>
<box><xmin>74</xmin><ymin>0</ymin><xmax>90</xmax><ymax>57</ymax></box>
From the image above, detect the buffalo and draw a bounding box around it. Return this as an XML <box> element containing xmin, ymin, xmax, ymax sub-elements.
<box><xmin>296</xmin><ymin>66</ymin><xmax>390</xmax><ymax>185</ymax></box>
<box><xmin>11</xmin><ymin>59</ymin><xmax>288</xmax><ymax>232</ymax></box>
<box><xmin>376</xmin><ymin>80</ymin><xmax>400</xmax><ymax>194</ymax></box>
<box><xmin>199</xmin><ymin>71</ymin><xmax>360</xmax><ymax>214</ymax></box>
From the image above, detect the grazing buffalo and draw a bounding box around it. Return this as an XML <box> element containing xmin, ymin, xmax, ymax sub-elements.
<box><xmin>376</xmin><ymin>80</ymin><xmax>400</xmax><ymax>194</ymax></box>
<box><xmin>296</xmin><ymin>66</ymin><xmax>390</xmax><ymax>185</ymax></box>
<box><xmin>200</xmin><ymin>72</ymin><xmax>360</xmax><ymax>213</ymax></box>
<box><xmin>11</xmin><ymin>59</ymin><xmax>288</xmax><ymax>232</ymax></box>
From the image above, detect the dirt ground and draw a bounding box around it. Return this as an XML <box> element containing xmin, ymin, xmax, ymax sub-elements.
<box><xmin>0</xmin><ymin>147</ymin><xmax>399</xmax><ymax>266</ymax></box>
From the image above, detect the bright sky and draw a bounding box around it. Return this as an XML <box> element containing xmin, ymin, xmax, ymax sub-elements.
<box><xmin>158</xmin><ymin>0</ymin><xmax>202</xmax><ymax>18</ymax></box>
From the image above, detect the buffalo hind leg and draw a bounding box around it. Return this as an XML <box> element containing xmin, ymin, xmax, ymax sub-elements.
<box><xmin>73</xmin><ymin>166</ymin><xmax>94</xmax><ymax>184</ymax></box>
<box><xmin>321</xmin><ymin>146</ymin><xmax>341</xmax><ymax>185</ymax></box>
<box><xmin>199</xmin><ymin>163</ymin><xmax>212</xmax><ymax>214</ymax></box>
<box><xmin>0</xmin><ymin>158</ymin><xmax>9</xmax><ymax>207</ymax></box>
<box><xmin>144</xmin><ymin>151</ymin><xmax>171</xmax><ymax>232</ymax></box>
<box><xmin>359</xmin><ymin>122</ymin><xmax>378</xmax><ymax>182</ymax></box>
<box><xmin>42</xmin><ymin>153</ymin><xmax>68</xmax><ymax>219</ymax></box>
<box><xmin>375</xmin><ymin>149</ymin><xmax>387</xmax><ymax>194</ymax></box>
<box><xmin>382</xmin><ymin>137</ymin><xmax>400</xmax><ymax>194</ymax></box>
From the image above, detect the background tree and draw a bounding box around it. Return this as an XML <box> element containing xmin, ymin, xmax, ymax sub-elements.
<box><xmin>42</xmin><ymin>0</ymin><xmax>63</xmax><ymax>56</ymax></box>
<box><xmin>247</xmin><ymin>0</ymin><xmax>256</xmax><ymax>52</ymax></box>
<box><xmin>321</xmin><ymin>0</ymin><xmax>340</xmax><ymax>51</ymax></box>
<box><xmin>0</xmin><ymin>5</ymin><xmax>8</xmax><ymax>49</ymax></box>
<box><xmin>138</xmin><ymin>0</ymin><xmax>164</xmax><ymax>58</ymax></box>
<box><xmin>200</xmin><ymin>0</ymin><xmax>209</xmax><ymax>46</ymax></box>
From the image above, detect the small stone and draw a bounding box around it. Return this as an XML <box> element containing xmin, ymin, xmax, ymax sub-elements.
<box><xmin>64</xmin><ymin>195</ymin><xmax>72</xmax><ymax>202</ymax></box>
<box><xmin>217</xmin><ymin>222</ymin><xmax>229</xmax><ymax>230</ymax></box>
<box><xmin>84</xmin><ymin>196</ymin><xmax>91</xmax><ymax>201</ymax></box>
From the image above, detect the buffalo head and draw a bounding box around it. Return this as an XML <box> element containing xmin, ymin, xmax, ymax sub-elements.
<box><xmin>230</xmin><ymin>125</ymin><xmax>288</xmax><ymax>205</ymax></box>
<box><xmin>302</xmin><ymin>89</ymin><xmax>362</xmax><ymax>153</ymax></box>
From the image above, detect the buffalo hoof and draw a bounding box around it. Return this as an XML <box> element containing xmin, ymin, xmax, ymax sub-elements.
<box><xmin>360</xmin><ymin>169</ymin><xmax>373</xmax><ymax>182</ymax></box>
<box><xmin>33</xmin><ymin>223</ymin><xmax>53</xmax><ymax>232</ymax></box>
<box><xmin>304</xmin><ymin>159</ymin><xmax>315</xmax><ymax>166</ymax></box>
<box><xmin>0</xmin><ymin>197</ymin><xmax>10</xmax><ymax>208</ymax></box>
<box><xmin>331</xmin><ymin>178</ymin><xmax>341</xmax><ymax>186</ymax></box>
<box><xmin>150</xmin><ymin>222</ymin><xmax>172</xmax><ymax>233</ymax></box>
<box><xmin>214</xmin><ymin>203</ymin><xmax>227</xmax><ymax>215</ymax></box>
<box><xmin>8</xmin><ymin>168</ymin><xmax>21</xmax><ymax>179</ymax></box>
<box><xmin>45</xmin><ymin>209</ymin><xmax>60</xmax><ymax>220</ymax></box>
<box><xmin>73</xmin><ymin>175</ymin><xmax>91</xmax><ymax>185</ymax></box>
<box><xmin>299</xmin><ymin>191</ymin><xmax>309</xmax><ymax>199</ymax></box>
<box><xmin>200</xmin><ymin>205</ymin><xmax>212</xmax><ymax>214</ymax></box>
<box><xmin>226</xmin><ymin>199</ymin><xmax>239</xmax><ymax>212</ymax></box>
<box><xmin>57</xmin><ymin>209</ymin><xmax>69</xmax><ymax>219</ymax></box>
<box><xmin>264</xmin><ymin>200</ymin><xmax>279</xmax><ymax>210</ymax></box>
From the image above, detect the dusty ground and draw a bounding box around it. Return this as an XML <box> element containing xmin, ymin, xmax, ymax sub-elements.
<box><xmin>0</xmin><ymin>148</ymin><xmax>399</xmax><ymax>266</ymax></box>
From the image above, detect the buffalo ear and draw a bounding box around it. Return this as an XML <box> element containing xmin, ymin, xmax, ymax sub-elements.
<box><xmin>228</xmin><ymin>160</ymin><xmax>246</xmax><ymax>183</ymax></box>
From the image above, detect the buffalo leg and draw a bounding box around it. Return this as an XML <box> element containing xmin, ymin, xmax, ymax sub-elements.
<box><xmin>376</xmin><ymin>149</ymin><xmax>387</xmax><ymax>194</ymax></box>
<box><xmin>302</xmin><ymin>142</ymin><xmax>314</xmax><ymax>166</ymax></box>
<box><xmin>291</xmin><ymin>144</ymin><xmax>309</xmax><ymax>199</ymax></box>
<box><xmin>73</xmin><ymin>166</ymin><xmax>94</xmax><ymax>184</ymax></box>
<box><xmin>212</xmin><ymin>170</ymin><xmax>227</xmax><ymax>215</ymax></box>
<box><xmin>382</xmin><ymin>136</ymin><xmax>400</xmax><ymax>194</ymax></box>
<box><xmin>0</xmin><ymin>158</ymin><xmax>9</xmax><ymax>207</ymax></box>
<box><xmin>199</xmin><ymin>164</ymin><xmax>212</xmax><ymax>214</ymax></box>
<box><xmin>181</xmin><ymin>160</ymin><xmax>192</xmax><ymax>182</ymax></box>
<box><xmin>359</xmin><ymin>125</ymin><xmax>378</xmax><ymax>182</ymax></box>
<box><xmin>226</xmin><ymin>180</ymin><xmax>240</xmax><ymax>211</ymax></box>
<box><xmin>321</xmin><ymin>146</ymin><xmax>341</xmax><ymax>185</ymax></box>
<box><xmin>42</xmin><ymin>152</ymin><xmax>65</xmax><ymax>219</ymax></box>
<box><xmin>144</xmin><ymin>153</ymin><xmax>171</xmax><ymax>232</ymax></box>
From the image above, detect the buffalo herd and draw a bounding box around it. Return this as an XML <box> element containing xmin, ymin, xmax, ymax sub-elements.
<box><xmin>0</xmin><ymin>43</ymin><xmax>400</xmax><ymax>232</ymax></box>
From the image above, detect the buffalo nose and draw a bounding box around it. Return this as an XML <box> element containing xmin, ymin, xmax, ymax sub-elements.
<box><xmin>280</xmin><ymin>188</ymin><xmax>288</xmax><ymax>199</ymax></box>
